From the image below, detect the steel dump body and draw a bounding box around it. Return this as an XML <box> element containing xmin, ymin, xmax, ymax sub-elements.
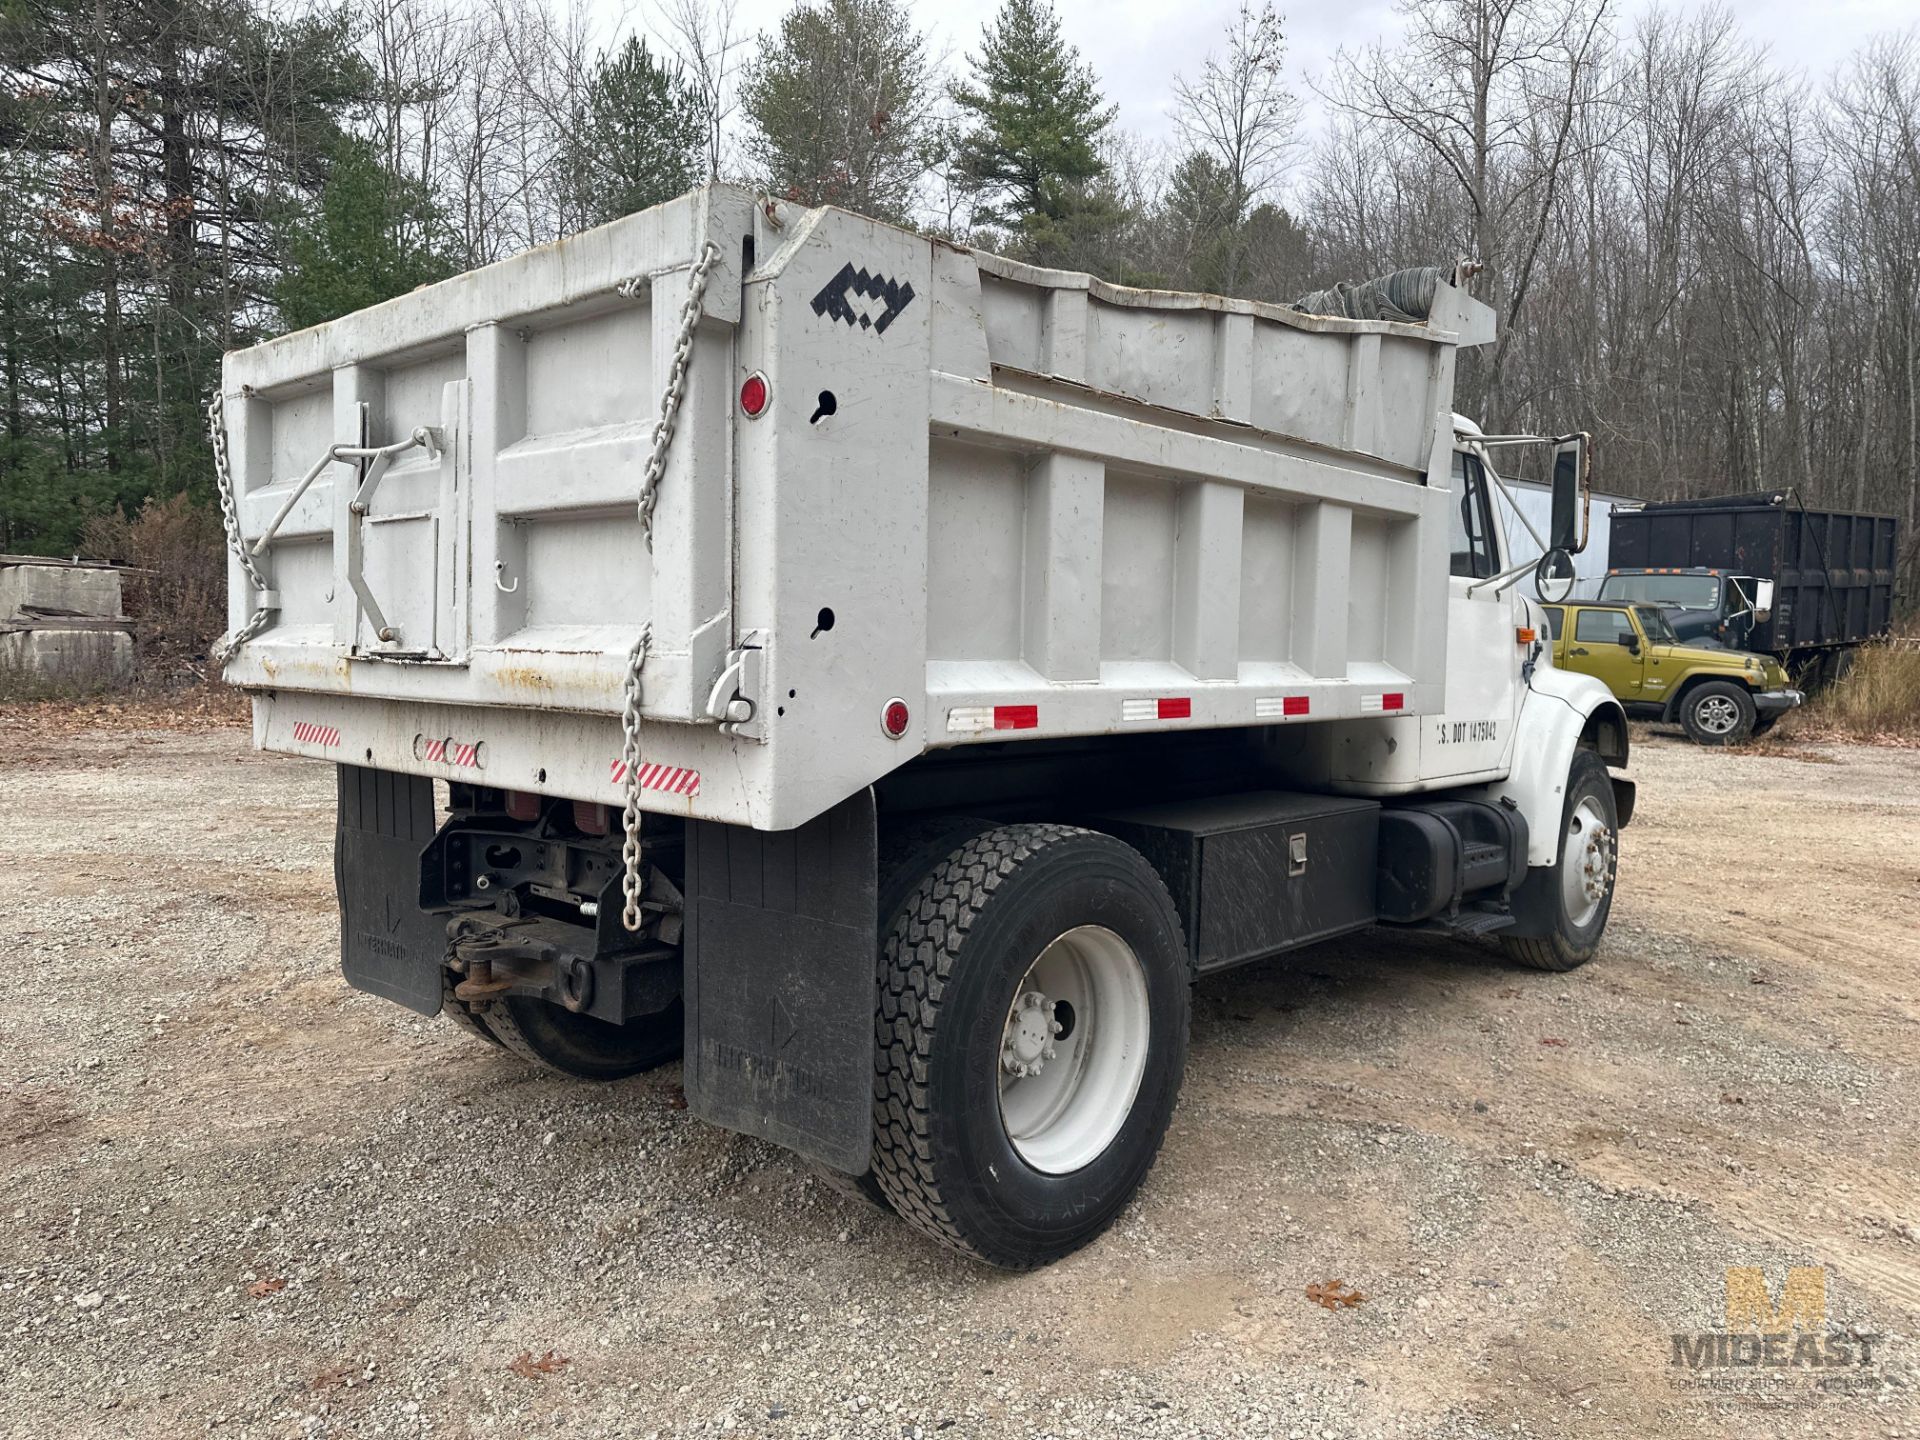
<box><xmin>1607</xmin><ymin>493</ymin><xmax>1898</xmax><ymax>653</ymax></box>
<box><xmin>226</xmin><ymin>185</ymin><xmax>1494</xmax><ymax>831</ymax></box>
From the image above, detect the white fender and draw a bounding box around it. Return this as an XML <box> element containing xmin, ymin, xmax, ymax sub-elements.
<box><xmin>1466</xmin><ymin>665</ymin><xmax>1629</xmax><ymax>866</ymax></box>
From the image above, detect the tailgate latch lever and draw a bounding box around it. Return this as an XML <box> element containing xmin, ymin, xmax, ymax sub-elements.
<box><xmin>703</xmin><ymin>631</ymin><xmax>766</xmax><ymax>733</ymax></box>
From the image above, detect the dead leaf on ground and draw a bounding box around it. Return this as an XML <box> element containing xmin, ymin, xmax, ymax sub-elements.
<box><xmin>1539</xmin><ymin>1037</ymin><xmax>1569</xmax><ymax>1048</ymax></box>
<box><xmin>310</xmin><ymin>1363</ymin><xmax>357</xmax><ymax>1392</ymax></box>
<box><xmin>245</xmin><ymin>1276</ymin><xmax>286</xmax><ymax>1299</ymax></box>
<box><xmin>1306</xmin><ymin>1279</ymin><xmax>1366</xmax><ymax>1310</ymax></box>
<box><xmin>509</xmin><ymin>1350</ymin><xmax>571</xmax><ymax>1380</ymax></box>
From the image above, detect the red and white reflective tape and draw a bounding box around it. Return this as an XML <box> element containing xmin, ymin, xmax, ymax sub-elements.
<box><xmin>1359</xmin><ymin>692</ymin><xmax>1407</xmax><ymax>713</ymax></box>
<box><xmin>1122</xmin><ymin>696</ymin><xmax>1191</xmax><ymax>722</ymax></box>
<box><xmin>291</xmin><ymin>721</ymin><xmax>341</xmax><ymax>747</ymax></box>
<box><xmin>610</xmin><ymin>759</ymin><xmax>701</xmax><ymax>796</ymax></box>
<box><xmin>1255</xmin><ymin>695</ymin><xmax>1311</xmax><ymax>719</ymax></box>
<box><xmin>946</xmin><ymin>704</ymin><xmax>1039</xmax><ymax>734</ymax></box>
<box><xmin>417</xmin><ymin>735</ymin><xmax>484</xmax><ymax>768</ymax></box>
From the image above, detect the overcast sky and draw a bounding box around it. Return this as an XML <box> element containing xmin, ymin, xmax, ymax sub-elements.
<box><xmin>600</xmin><ymin>0</ymin><xmax>1917</xmax><ymax>153</ymax></box>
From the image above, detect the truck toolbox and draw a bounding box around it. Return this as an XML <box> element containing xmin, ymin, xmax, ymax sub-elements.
<box><xmin>1089</xmin><ymin>792</ymin><xmax>1381</xmax><ymax>971</ymax></box>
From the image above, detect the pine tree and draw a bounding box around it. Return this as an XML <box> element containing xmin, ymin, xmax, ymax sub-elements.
<box><xmin>951</xmin><ymin>0</ymin><xmax>1114</xmax><ymax>255</ymax></box>
<box><xmin>274</xmin><ymin>139</ymin><xmax>454</xmax><ymax>333</ymax></box>
<box><xmin>572</xmin><ymin>37</ymin><xmax>704</xmax><ymax>227</ymax></box>
<box><xmin>742</xmin><ymin>0</ymin><xmax>934</xmax><ymax>222</ymax></box>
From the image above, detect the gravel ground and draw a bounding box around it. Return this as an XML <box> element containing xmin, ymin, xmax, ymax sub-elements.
<box><xmin>3</xmin><ymin>720</ymin><xmax>1917</xmax><ymax>1439</ymax></box>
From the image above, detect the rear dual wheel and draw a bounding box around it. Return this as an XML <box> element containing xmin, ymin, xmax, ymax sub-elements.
<box><xmin>442</xmin><ymin>981</ymin><xmax>683</xmax><ymax>1081</ymax></box>
<box><xmin>872</xmin><ymin>825</ymin><xmax>1190</xmax><ymax>1269</ymax></box>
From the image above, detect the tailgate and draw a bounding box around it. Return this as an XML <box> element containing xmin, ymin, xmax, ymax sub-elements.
<box><xmin>219</xmin><ymin>187</ymin><xmax>754</xmax><ymax>725</ymax></box>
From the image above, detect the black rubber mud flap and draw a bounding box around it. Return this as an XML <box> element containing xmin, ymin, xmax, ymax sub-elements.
<box><xmin>683</xmin><ymin>791</ymin><xmax>877</xmax><ymax>1172</ymax></box>
<box><xmin>335</xmin><ymin>764</ymin><xmax>444</xmax><ymax>1016</ymax></box>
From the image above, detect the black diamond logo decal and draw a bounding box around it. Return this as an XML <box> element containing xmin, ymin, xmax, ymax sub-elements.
<box><xmin>811</xmin><ymin>262</ymin><xmax>915</xmax><ymax>335</ymax></box>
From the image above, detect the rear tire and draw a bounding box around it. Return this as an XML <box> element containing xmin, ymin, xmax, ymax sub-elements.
<box><xmin>481</xmin><ymin>996</ymin><xmax>683</xmax><ymax>1080</ymax></box>
<box><xmin>872</xmin><ymin>825</ymin><xmax>1190</xmax><ymax>1269</ymax></box>
<box><xmin>1501</xmin><ymin>748</ymin><xmax>1618</xmax><ymax>972</ymax></box>
<box><xmin>1680</xmin><ymin>680</ymin><xmax>1755</xmax><ymax>745</ymax></box>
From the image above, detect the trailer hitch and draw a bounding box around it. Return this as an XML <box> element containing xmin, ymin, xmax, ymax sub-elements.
<box><xmin>447</xmin><ymin>915</ymin><xmax>596</xmax><ymax>1013</ymax></box>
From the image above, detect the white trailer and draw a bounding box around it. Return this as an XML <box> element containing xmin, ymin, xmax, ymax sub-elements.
<box><xmin>215</xmin><ymin>185</ymin><xmax>1632</xmax><ymax>1267</ymax></box>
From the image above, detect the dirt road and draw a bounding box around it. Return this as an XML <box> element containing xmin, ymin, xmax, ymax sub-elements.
<box><xmin>3</xmin><ymin>720</ymin><xmax>1916</xmax><ymax>1438</ymax></box>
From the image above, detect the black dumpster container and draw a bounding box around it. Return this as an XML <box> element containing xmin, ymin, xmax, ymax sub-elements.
<box><xmin>1608</xmin><ymin>490</ymin><xmax>1898</xmax><ymax>658</ymax></box>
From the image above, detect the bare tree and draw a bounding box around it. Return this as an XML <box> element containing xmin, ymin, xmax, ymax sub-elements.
<box><xmin>1171</xmin><ymin>1</ymin><xmax>1300</xmax><ymax>292</ymax></box>
<box><xmin>658</xmin><ymin>0</ymin><xmax>743</xmax><ymax>179</ymax></box>
<box><xmin>1322</xmin><ymin>0</ymin><xmax>1616</xmax><ymax>427</ymax></box>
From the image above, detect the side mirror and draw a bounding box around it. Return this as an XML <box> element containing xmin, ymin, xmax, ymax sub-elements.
<box><xmin>1617</xmin><ymin>631</ymin><xmax>1639</xmax><ymax>654</ymax></box>
<box><xmin>1533</xmin><ymin>548</ymin><xmax>1576</xmax><ymax>603</ymax></box>
<box><xmin>1753</xmin><ymin>578</ymin><xmax>1775</xmax><ymax>621</ymax></box>
<box><xmin>1550</xmin><ymin>433</ymin><xmax>1592</xmax><ymax>554</ymax></box>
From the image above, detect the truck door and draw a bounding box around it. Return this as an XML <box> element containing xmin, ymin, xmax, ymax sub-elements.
<box><xmin>1567</xmin><ymin>607</ymin><xmax>1646</xmax><ymax>698</ymax></box>
<box><xmin>1421</xmin><ymin>450</ymin><xmax>1518</xmax><ymax>778</ymax></box>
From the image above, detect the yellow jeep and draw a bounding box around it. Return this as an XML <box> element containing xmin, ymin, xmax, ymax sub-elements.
<box><xmin>1539</xmin><ymin>601</ymin><xmax>1802</xmax><ymax>745</ymax></box>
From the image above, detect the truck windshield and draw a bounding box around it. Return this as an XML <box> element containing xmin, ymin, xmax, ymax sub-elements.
<box><xmin>1598</xmin><ymin>573</ymin><xmax>1720</xmax><ymax>610</ymax></box>
<box><xmin>1634</xmin><ymin>606</ymin><xmax>1679</xmax><ymax>644</ymax></box>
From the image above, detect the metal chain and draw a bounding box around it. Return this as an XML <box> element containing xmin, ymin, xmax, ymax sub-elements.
<box><xmin>619</xmin><ymin>240</ymin><xmax>720</xmax><ymax>551</ymax></box>
<box><xmin>618</xmin><ymin>624</ymin><xmax>654</xmax><ymax>932</ymax></box>
<box><xmin>616</xmin><ymin>240</ymin><xmax>719</xmax><ymax>931</ymax></box>
<box><xmin>206</xmin><ymin>390</ymin><xmax>276</xmax><ymax>667</ymax></box>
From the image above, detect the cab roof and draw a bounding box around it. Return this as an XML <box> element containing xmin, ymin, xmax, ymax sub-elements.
<box><xmin>1605</xmin><ymin>566</ymin><xmax>1724</xmax><ymax>576</ymax></box>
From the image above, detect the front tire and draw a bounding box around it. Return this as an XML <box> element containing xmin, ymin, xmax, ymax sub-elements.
<box><xmin>1501</xmin><ymin>748</ymin><xmax>1619</xmax><ymax>972</ymax></box>
<box><xmin>872</xmin><ymin>825</ymin><xmax>1190</xmax><ymax>1269</ymax></box>
<box><xmin>1680</xmin><ymin>680</ymin><xmax>1756</xmax><ymax>745</ymax></box>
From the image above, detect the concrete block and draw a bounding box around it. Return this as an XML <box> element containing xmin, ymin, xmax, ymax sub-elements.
<box><xmin>0</xmin><ymin>629</ymin><xmax>136</xmax><ymax>689</ymax></box>
<box><xmin>0</xmin><ymin>562</ymin><xmax>125</xmax><ymax>620</ymax></box>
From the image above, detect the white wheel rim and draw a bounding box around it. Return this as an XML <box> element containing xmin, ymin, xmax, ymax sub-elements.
<box><xmin>997</xmin><ymin>925</ymin><xmax>1151</xmax><ymax>1175</ymax></box>
<box><xmin>1695</xmin><ymin>694</ymin><xmax>1740</xmax><ymax>734</ymax></box>
<box><xmin>1559</xmin><ymin>795</ymin><xmax>1614</xmax><ymax>930</ymax></box>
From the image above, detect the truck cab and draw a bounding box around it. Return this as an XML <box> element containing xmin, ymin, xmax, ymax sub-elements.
<box><xmin>1594</xmin><ymin>567</ymin><xmax>1772</xmax><ymax>650</ymax></box>
<box><xmin>1539</xmin><ymin>599</ymin><xmax>1801</xmax><ymax>744</ymax></box>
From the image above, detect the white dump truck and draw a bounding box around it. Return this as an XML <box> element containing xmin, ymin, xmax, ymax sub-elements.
<box><xmin>213</xmin><ymin>185</ymin><xmax>1631</xmax><ymax>1268</ymax></box>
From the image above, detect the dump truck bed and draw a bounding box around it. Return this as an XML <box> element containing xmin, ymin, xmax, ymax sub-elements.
<box><xmin>222</xmin><ymin>185</ymin><xmax>1494</xmax><ymax>830</ymax></box>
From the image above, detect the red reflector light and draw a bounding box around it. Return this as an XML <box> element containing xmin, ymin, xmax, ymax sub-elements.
<box><xmin>505</xmin><ymin>790</ymin><xmax>540</xmax><ymax>822</ymax></box>
<box><xmin>993</xmin><ymin>705</ymin><xmax>1038</xmax><ymax>730</ymax></box>
<box><xmin>1382</xmin><ymin>693</ymin><xmax>1405</xmax><ymax>711</ymax></box>
<box><xmin>881</xmin><ymin>698</ymin><xmax>911</xmax><ymax>738</ymax></box>
<box><xmin>1157</xmin><ymin>697</ymin><xmax>1191</xmax><ymax>720</ymax></box>
<box><xmin>572</xmin><ymin>800</ymin><xmax>608</xmax><ymax>836</ymax></box>
<box><xmin>1284</xmin><ymin>695</ymin><xmax>1310</xmax><ymax>716</ymax></box>
<box><xmin>739</xmin><ymin>372</ymin><xmax>769</xmax><ymax>418</ymax></box>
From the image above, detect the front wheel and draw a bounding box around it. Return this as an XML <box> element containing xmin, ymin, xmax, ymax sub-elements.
<box><xmin>1680</xmin><ymin>680</ymin><xmax>1756</xmax><ymax>745</ymax></box>
<box><xmin>1501</xmin><ymin>748</ymin><xmax>1619</xmax><ymax>972</ymax></box>
<box><xmin>872</xmin><ymin>825</ymin><xmax>1190</xmax><ymax>1269</ymax></box>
